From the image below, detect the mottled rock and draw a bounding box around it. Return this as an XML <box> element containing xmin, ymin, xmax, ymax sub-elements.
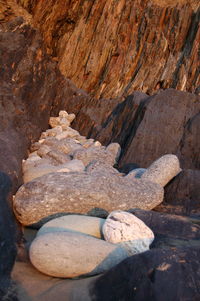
<box><xmin>37</xmin><ymin>215</ymin><xmax>105</xmax><ymax>238</ymax></box>
<box><xmin>141</xmin><ymin>154</ymin><xmax>181</xmax><ymax>187</ymax></box>
<box><xmin>156</xmin><ymin>169</ymin><xmax>200</xmax><ymax>216</ymax></box>
<box><xmin>13</xmin><ymin>172</ymin><xmax>164</xmax><ymax>225</ymax></box>
<box><xmin>103</xmin><ymin>211</ymin><xmax>154</xmax><ymax>255</ymax></box>
<box><xmin>29</xmin><ymin>231</ymin><xmax>128</xmax><ymax>278</ymax></box>
<box><xmin>125</xmin><ymin>168</ymin><xmax>146</xmax><ymax>180</ymax></box>
<box><xmin>90</xmin><ymin>247</ymin><xmax>200</xmax><ymax>301</ymax></box>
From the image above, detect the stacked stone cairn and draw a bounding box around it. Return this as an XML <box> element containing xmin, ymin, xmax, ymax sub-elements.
<box><xmin>13</xmin><ymin>111</ymin><xmax>182</xmax><ymax>278</ymax></box>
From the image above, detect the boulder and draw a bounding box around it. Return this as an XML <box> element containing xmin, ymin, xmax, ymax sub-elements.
<box><xmin>90</xmin><ymin>247</ymin><xmax>200</xmax><ymax>301</ymax></box>
<box><xmin>37</xmin><ymin>214</ymin><xmax>105</xmax><ymax>239</ymax></box>
<box><xmin>125</xmin><ymin>168</ymin><xmax>146</xmax><ymax>180</ymax></box>
<box><xmin>156</xmin><ymin>169</ymin><xmax>200</xmax><ymax>216</ymax></box>
<box><xmin>141</xmin><ymin>154</ymin><xmax>181</xmax><ymax>187</ymax></box>
<box><xmin>13</xmin><ymin>172</ymin><xmax>164</xmax><ymax>225</ymax></box>
<box><xmin>29</xmin><ymin>231</ymin><xmax>128</xmax><ymax>278</ymax></box>
<box><xmin>103</xmin><ymin>211</ymin><xmax>154</xmax><ymax>255</ymax></box>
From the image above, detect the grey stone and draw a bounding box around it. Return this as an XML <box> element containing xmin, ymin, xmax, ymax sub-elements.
<box><xmin>14</xmin><ymin>172</ymin><xmax>164</xmax><ymax>225</ymax></box>
<box><xmin>29</xmin><ymin>231</ymin><xmax>128</xmax><ymax>278</ymax></box>
<box><xmin>141</xmin><ymin>154</ymin><xmax>181</xmax><ymax>187</ymax></box>
<box><xmin>125</xmin><ymin>168</ymin><xmax>147</xmax><ymax>180</ymax></box>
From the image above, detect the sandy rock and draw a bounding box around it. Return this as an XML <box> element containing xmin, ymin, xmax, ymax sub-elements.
<box><xmin>125</xmin><ymin>168</ymin><xmax>147</xmax><ymax>180</ymax></box>
<box><xmin>44</xmin><ymin>149</ymin><xmax>71</xmax><ymax>165</ymax></box>
<box><xmin>37</xmin><ymin>145</ymin><xmax>52</xmax><ymax>157</ymax></box>
<box><xmin>55</xmin><ymin>127</ymin><xmax>80</xmax><ymax>140</ymax></box>
<box><xmin>37</xmin><ymin>215</ymin><xmax>105</xmax><ymax>238</ymax></box>
<box><xmin>14</xmin><ymin>172</ymin><xmax>164</xmax><ymax>225</ymax></box>
<box><xmin>106</xmin><ymin>143</ymin><xmax>121</xmax><ymax>162</ymax></box>
<box><xmin>56</xmin><ymin>159</ymin><xmax>85</xmax><ymax>173</ymax></box>
<box><xmin>141</xmin><ymin>154</ymin><xmax>181</xmax><ymax>187</ymax></box>
<box><xmin>29</xmin><ymin>231</ymin><xmax>128</xmax><ymax>278</ymax></box>
<box><xmin>103</xmin><ymin>210</ymin><xmax>154</xmax><ymax>255</ymax></box>
<box><xmin>86</xmin><ymin>160</ymin><xmax>121</xmax><ymax>176</ymax></box>
<box><xmin>40</xmin><ymin>126</ymin><xmax>63</xmax><ymax>139</ymax></box>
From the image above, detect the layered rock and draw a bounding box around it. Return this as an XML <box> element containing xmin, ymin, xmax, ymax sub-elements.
<box><xmin>18</xmin><ymin>0</ymin><xmax>200</xmax><ymax>98</ymax></box>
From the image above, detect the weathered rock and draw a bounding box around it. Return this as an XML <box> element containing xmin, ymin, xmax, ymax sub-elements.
<box><xmin>125</xmin><ymin>168</ymin><xmax>146</xmax><ymax>180</ymax></box>
<box><xmin>156</xmin><ymin>169</ymin><xmax>200</xmax><ymax>216</ymax></box>
<box><xmin>73</xmin><ymin>144</ymin><xmax>119</xmax><ymax>166</ymax></box>
<box><xmin>19</xmin><ymin>0</ymin><xmax>199</xmax><ymax>98</ymax></box>
<box><xmin>90</xmin><ymin>247</ymin><xmax>200</xmax><ymax>301</ymax></box>
<box><xmin>37</xmin><ymin>215</ymin><xmax>105</xmax><ymax>239</ymax></box>
<box><xmin>40</xmin><ymin>126</ymin><xmax>63</xmax><ymax>139</ymax></box>
<box><xmin>86</xmin><ymin>160</ymin><xmax>121</xmax><ymax>176</ymax></box>
<box><xmin>103</xmin><ymin>211</ymin><xmax>154</xmax><ymax>255</ymax></box>
<box><xmin>141</xmin><ymin>154</ymin><xmax>181</xmax><ymax>187</ymax></box>
<box><xmin>13</xmin><ymin>172</ymin><xmax>164</xmax><ymax>225</ymax></box>
<box><xmin>23</xmin><ymin>159</ymin><xmax>85</xmax><ymax>183</ymax></box>
<box><xmin>0</xmin><ymin>172</ymin><xmax>18</xmax><ymax>300</ymax></box>
<box><xmin>29</xmin><ymin>231</ymin><xmax>128</xmax><ymax>278</ymax></box>
<box><xmin>120</xmin><ymin>89</ymin><xmax>200</xmax><ymax>169</ymax></box>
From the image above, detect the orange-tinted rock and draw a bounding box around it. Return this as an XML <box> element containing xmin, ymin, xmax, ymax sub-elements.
<box><xmin>18</xmin><ymin>0</ymin><xmax>199</xmax><ymax>98</ymax></box>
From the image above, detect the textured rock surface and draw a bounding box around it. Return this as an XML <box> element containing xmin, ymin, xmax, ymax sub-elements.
<box><xmin>0</xmin><ymin>172</ymin><xmax>18</xmax><ymax>300</ymax></box>
<box><xmin>103</xmin><ymin>211</ymin><xmax>154</xmax><ymax>255</ymax></box>
<box><xmin>29</xmin><ymin>231</ymin><xmax>128</xmax><ymax>278</ymax></box>
<box><xmin>37</xmin><ymin>215</ymin><xmax>105</xmax><ymax>239</ymax></box>
<box><xmin>19</xmin><ymin>0</ymin><xmax>200</xmax><ymax>98</ymax></box>
<box><xmin>13</xmin><ymin>172</ymin><xmax>164</xmax><ymax>225</ymax></box>
<box><xmin>141</xmin><ymin>154</ymin><xmax>181</xmax><ymax>187</ymax></box>
<box><xmin>125</xmin><ymin>168</ymin><xmax>147</xmax><ymax>180</ymax></box>
<box><xmin>156</xmin><ymin>169</ymin><xmax>200</xmax><ymax>216</ymax></box>
<box><xmin>90</xmin><ymin>247</ymin><xmax>200</xmax><ymax>301</ymax></box>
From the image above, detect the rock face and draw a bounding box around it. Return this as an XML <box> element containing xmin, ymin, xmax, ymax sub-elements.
<box><xmin>103</xmin><ymin>211</ymin><xmax>154</xmax><ymax>255</ymax></box>
<box><xmin>90</xmin><ymin>247</ymin><xmax>200</xmax><ymax>301</ymax></box>
<box><xmin>0</xmin><ymin>172</ymin><xmax>18</xmax><ymax>300</ymax></box>
<box><xmin>19</xmin><ymin>0</ymin><xmax>199</xmax><ymax>98</ymax></box>
<box><xmin>156</xmin><ymin>169</ymin><xmax>200</xmax><ymax>216</ymax></box>
<box><xmin>29</xmin><ymin>231</ymin><xmax>128</xmax><ymax>278</ymax></box>
<box><xmin>13</xmin><ymin>171</ymin><xmax>164</xmax><ymax>225</ymax></box>
<box><xmin>37</xmin><ymin>215</ymin><xmax>105</xmax><ymax>239</ymax></box>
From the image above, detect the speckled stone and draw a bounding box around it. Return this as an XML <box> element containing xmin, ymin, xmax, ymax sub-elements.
<box><xmin>103</xmin><ymin>210</ymin><xmax>154</xmax><ymax>255</ymax></box>
<box><xmin>141</xmin><ymin>154</ymin><xmax>181</xmax><ymax>187</ymax></box>
<box><xmin>14</xmin><ymin>172</ymin><xmax>164</xmax><ymax>225</ymax></box>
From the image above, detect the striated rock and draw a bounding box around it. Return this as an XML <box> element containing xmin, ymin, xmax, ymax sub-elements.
<box><xmin>13</xmin><ymin>172</ymin><xmax>164</xmax><ymax>225</ymax></box>
<box><xmin>156</xmin><ymin>169</ymin><xmax>200</xmax><ymax>216</ymax></box>
<box><xmin>19</xmin><ymin>0</ymin><xmax>200</xmax><ymax>98</ymax></box>
<box><xmin>90</xmin><ymin>247</ymin><xmax>200</xmax><ymax>301</ymax></box>
<box><xmin>37</xmin><ymin>214</ymin><xmax>105</xmax><ymax>239</ymax></box>
<box><xmin>29</xmin><ymin>231</ymin><xmax>128</xmax><ymax>278</ymax></box>
<box><xmin>141</xmin><ymin>154</ymin><xmax>181</xmax><ymax>187</ymax></box>
<box><xmin>103</xmin><ymin>211</ymin><xmax>154</xmax><ymax>255</ymax></box>
<box><xmin>119</xmin><ymin>89</ymin><xmax>200</xmax><ymax>168</ymax></box>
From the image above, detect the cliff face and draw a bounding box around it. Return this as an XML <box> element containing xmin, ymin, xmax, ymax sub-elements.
<box><xmin>18</xmin><ymin>0</ymin><xmax>199</xmax><ymax>98</ymax></box>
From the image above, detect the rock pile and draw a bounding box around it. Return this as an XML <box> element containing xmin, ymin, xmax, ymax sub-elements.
<box><xmin>13</xmin><ymin>111</ymin><xmax>182</xmax><ymax>278</ymax></box>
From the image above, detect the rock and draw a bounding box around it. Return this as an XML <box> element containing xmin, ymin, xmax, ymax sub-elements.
<box><xmin>29</xmin><ymin>231</ymin><xmax>128</xmax><ymax>278</ymax></box>
<box><xmin>0</xmin><ymin>172</ymin><xmax>18</xmax><ymax>300</ymax></box>
<box><xmin>44</xmin><ymin>149</ymin><xmax>71</xmax><ymax>165</ymax></box>
<box><xmin>23</xmin><ymin>160</ymin><xmax>85</xmax><ymax>183</ymax></box>
<box><xmin>141</xmin><ymin>154</ymin><xmax>181</xmax><ymax>187</ymax></box>
<box><xmin>55</xmin><ymin>127</ymin><xmax>80</xmax><ymax>140</ymax></box>
<box><xmin>37</xmin><ymin>215</ymin><xmax>105</xmax><ymax>239</ymax></box>
<box><xmin>120</xmin><ymin>90</ymin><xmax>200</xmax><ymax>169</ymax></box>
<box><xmin>129</xmin><ymin>208</ymin><xmax>200</xmax><ymax>240</ymax></box>
<box><xmin>21</xmin><ymin>0</ymin><xmax>199</xmax><ymax>98</ymax></box>
<box><xmin>125</xmin><ymin>168</ymin><xmax>146</xmax><ymax>180</ymax></box>
<box><xmin>43</xmin><ymin>137</ymin><xmax>83</xmax><ymax>155</ymax></box>
<box><xmin>49</xmin><ymin>111</ymin><xmax>76</xmax><ymax>129</ymax></box>
<box><xmin>73</xmin><ymin>145</ymin><xmax>119</xmax><ymax>166</ymax></box>
<box><xmin>106</xmin><ymin>143</ymin><xmax>121</xmax><ymax>162</ymax></box>
<box><xmin>90</xmin><ymin>247</ymin><xmax>200</xmax><ymax>301</ymax></box>
<box><xmin>156</xmin><ymin>169</ymin><xmax>200</xmax><ymax>216</ymax></box>
<box><xmin>86</xmin><ymin>160</ymin><xmax>121</xmax><ymax>176</ymax></box>
<box><xmin>13</xmin><ymin>172</ymin><xmax>164</xmax><ymax>225</ymax></box>
<box><xmin>40</xmin><ymin>126</ymin><xmax>63</xmax><ymax>139</ymax></box>
<box><xmin>103</xmin><ymin>211</ymin><xmax>154</xmax><ymax>255</ymax></box>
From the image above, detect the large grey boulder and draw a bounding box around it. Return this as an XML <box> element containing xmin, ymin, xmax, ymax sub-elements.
<box><xmin>29</xmin><ymin>231</ymin><xmax>128</xmax><ymax>278</ymax></box>
<box><xmin>13</xmin><ymin>172</ymin><xmax>164</xmax><ymax>225</ymax></box>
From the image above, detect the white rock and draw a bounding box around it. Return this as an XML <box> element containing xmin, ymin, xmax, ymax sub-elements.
<box><xmin>141</xmin><ymin>154</ymin><xmax>182</xmax><ymax>187</ymax></box>
<box><xmin>37</xmin><ymin>214</ymin><xmax>105</xmax><ymax>238</ymax></box>
<box><xmin>103</xmin><ymin>210</ymin><xmax>154</xmax><ymax>255</ymax></box>
<box><xmin>29</xmin><ymin>231</ymin><xmax>128</xmax><ymax>278</ymax></box>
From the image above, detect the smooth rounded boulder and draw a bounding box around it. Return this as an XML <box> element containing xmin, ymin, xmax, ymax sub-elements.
<box><xmin>29</xmin><ymin>231</ymin><xmax>128</xmax><ymax>278</ymax></box>
<box><xmin>103</xmin><ymin>211</ymin><xmax>154</xmax><ymax>255</ymax></box>
<box><xmin>13</xmin><ymin>172</ymin><xmax>164</xmax><ymax>225</ymax></box>
<box><xmin>37</xmin><ymin>214</ymin><xmax>105</xmax><ymax>239</ymax></box>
